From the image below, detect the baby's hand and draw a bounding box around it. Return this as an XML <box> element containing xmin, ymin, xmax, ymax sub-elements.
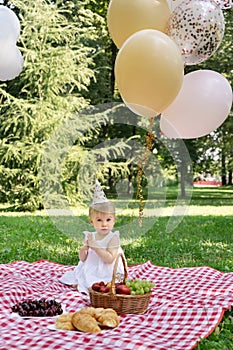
<box><xmin>79</xmin><ymin>241</ymin><xmax>89</xmax><ymax>261</ymax></box>
<box><xmin>87</xmin><ymin>233</ymin><xmax>99</xmax><ymax>248</ymax></box>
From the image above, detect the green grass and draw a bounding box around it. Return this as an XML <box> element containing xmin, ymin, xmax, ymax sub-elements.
<box><xmin>0</xmin><ymin>186</ymin><xmax>232</xmax><ymax>349</ymax></box>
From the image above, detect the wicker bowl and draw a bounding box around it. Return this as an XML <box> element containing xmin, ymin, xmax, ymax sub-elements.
<box><xmin>89</xmin><ymin>253</ymin><xmax>151</xmax><ymax>314</ymax></box>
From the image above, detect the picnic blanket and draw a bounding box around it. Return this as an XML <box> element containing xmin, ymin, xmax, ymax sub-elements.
<box><xmin>0</xmin><ymin>260</ymin><xmax>233</xmax><ymax>350</ymax></box>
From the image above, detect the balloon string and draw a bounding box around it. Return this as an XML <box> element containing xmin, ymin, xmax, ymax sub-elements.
<box><xmin>136</xmin><ymin>116</ymin><xmax>155</xmax><ymax>226</ymax></box>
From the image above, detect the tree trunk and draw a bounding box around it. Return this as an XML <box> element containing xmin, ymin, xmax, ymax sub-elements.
<box><xmin>110</xmin><ymin>42</ymin><xmax>117</xmax><ymax>97</ymax></box>
<box><xmin>180</xmin><ymin>161</ymin><xmax>186</xmax><ymax>198</ymax></box>
<box><xmin>228</xmin><ymin>170</ymin><xmax>232</xmax><ymax>186</ymax></box>
<box><xmin>221</xmin><ymin>152</ymin><xmax>227</xmax><ymax>186</ymax></box>
<box><xmin>179</xmin><ymin>140</ymin><xmax>188</xmax><ymax>199</ymax></box>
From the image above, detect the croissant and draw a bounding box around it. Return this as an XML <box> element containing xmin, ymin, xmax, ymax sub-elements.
<box><xmin>76</xmin><ymin>307</ymin><xmax>97</xmax><ymax>317</ymax></box>
<box><xmin>56</xmin><ymin>307</ymin><xmax>120</xmax><ymax>333</ymax></box>
<box><xmin>96</xmin><ymin>308</ymin><xmax>120</xmax><ymax>328</ymax></box>
<box><xmin>72</xmin><ymin>312</ymin><xmax>101</xmax><ymax>333</ymax></box>
<box><xmin>94</xmin><ymin>307</ymin><xmax>105</xmax><ymax>318</ymax></box>
<box><xmin>56</xmin><ymin>312</ymin><xmax>76</xmax><ymax>331</ymax></box>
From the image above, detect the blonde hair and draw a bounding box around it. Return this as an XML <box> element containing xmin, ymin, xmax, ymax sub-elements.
<box><xmin>89</xmin><ymin>201</ymin><xmax>115</xmax><ymax>219</ymax></box>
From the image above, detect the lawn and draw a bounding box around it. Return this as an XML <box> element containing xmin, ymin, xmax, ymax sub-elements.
<box><xmin>0</xmin><ymin>186</ymin><xmax>232</xmax><ymax>349</ymax></box>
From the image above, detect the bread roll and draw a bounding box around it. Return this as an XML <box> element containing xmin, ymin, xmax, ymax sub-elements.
<box><xmin>56</xmin><ymin>312</ymin><xmax>76</xmax><ymax>331</ymax></box>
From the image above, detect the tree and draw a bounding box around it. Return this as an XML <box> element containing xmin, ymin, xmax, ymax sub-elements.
<box><xmin>83</xmin><ymin>0</ymin><xmax>118</xmax><ymax>103</ymax></box>
<box><xmin>0</xmin><ymin>0</ymin><xmax>104</xmax><ymax>209</ymax></box>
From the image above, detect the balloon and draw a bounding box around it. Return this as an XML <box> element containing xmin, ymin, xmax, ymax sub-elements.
<box><xmin>115</xmin><ymin>29</ymin><xmax>184</xmax><ymax>117</ymax></box>
<box><xmin>167</xmin><ymin>0</ymin><xmax>225</xmax><ymax>65</ymax></box>
<box><xmin>0</xmin><ymin>41</ymin><xmax>24</xmax><ymax>81</ymax></box>
<box><xmin>160</xmin><ymin>70</ymin><xmax>233</xmax><ymax>139</ymax></box>
<box><xmin>107</xmin><ymin>0</ymin><xmax>170</xmax><ymax>48</ymax></box>
<box><xmin>166</xmin><ymin>0</ymin><xmax>183</xmax><ymax>11</ymax></box>
<box><xmin>214</xmin><ymin>0</ymin><xmax>233</xmax><ymax>9</ymax></box>
<box><xmin>167</xmin><ymin>0</ymin><xmax>233</xmax><ymax>10</ymax></box>
<box><xmin>0</xmin><ymin>5</ymin><xmax>20</xmax><ymax>42</ymax></box>
<box><xmin>123</xmin><ymin>100</ymin><xmax>157</xmax><ymax>119</ymax></box>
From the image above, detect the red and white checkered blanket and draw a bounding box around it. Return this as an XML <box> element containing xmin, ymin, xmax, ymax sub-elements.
<box><xmin>0</xmin><ymin>260</ymin><xmax>233</xmax><ymax>350</ymax></box>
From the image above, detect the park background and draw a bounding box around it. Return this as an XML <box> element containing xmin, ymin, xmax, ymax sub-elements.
<box><xmin>0</xmin><ymin>1</ymin><xmax>232</xmax><ymax>349</ymax></box>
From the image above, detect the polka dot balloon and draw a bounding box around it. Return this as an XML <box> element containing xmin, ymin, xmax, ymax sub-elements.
<box><xmin>167</xmin><ymin>0</ymin><xmax>233</xmax><ymax>11</ymax></box>
<box><xmin>167</xmin><ymin>0</ymin><xmax>225</xmax><ymax>65</ymax></box>
<box><xmin>214</xmin><ymin>0</ymin><xmax>233</xmax><ymax>9</ymax></box>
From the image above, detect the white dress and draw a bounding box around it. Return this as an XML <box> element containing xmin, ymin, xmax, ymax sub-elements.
<box><xmin>59</xmin><ymin>230</ymin><xmax>125</xmax><ymax>293</ymax></box>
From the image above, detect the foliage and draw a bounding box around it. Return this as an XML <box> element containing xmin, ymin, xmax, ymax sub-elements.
<box><xmin>83</xmin><ymin>0</ymin><xmax>116</xmax><ymax>104</ymax></box>
<box><xmin>0</xmin><ymin>0</ymin><xmax>96</xmax><ymax>209</ymax></box>
<box><xmin>39</xmin><ymin>105</ymin><xmax>132</xmax><ymax>209</ymax></box>
<box><xmin>0</xmin><ymin>0</ymin><xmax>130</xmax><ymax>210</ymax></box>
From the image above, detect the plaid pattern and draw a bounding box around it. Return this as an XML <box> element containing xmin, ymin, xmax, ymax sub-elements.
<box><xmin>0</xmin><ymin>260</ymin><xmax>232</xmax><ymax>350</ymax></box>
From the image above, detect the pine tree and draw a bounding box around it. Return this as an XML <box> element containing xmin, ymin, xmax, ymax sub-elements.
<box><xmin>0</xmin><ymin>0</ymin><xmax>103</xmax><ymax>209</ymax></box>
<box><xmin>0</xmin><ymin>0</ymin><xmax>131</xmax><ymax>210</ymax></box>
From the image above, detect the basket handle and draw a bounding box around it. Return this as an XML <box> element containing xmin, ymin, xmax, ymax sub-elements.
<box><xmin>110</xmin><ymin>253</ymin><xmax>128</xmax><ymax>295</ymax></box>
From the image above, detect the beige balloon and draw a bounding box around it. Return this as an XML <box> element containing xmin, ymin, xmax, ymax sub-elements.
<box><xmin>115</xmin><ymin>29</ymin><xmax>184</xmax><ymax>116</ymax></box>
<box><xmin>107</xmin><ymin>0</ymin><xmax>171</xmax><ymax>48</ymax></box>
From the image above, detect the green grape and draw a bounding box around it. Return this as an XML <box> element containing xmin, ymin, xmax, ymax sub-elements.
<box><xmin>141</xmin><ymin>280</ymin><xmax>148</xmax><ymax>288</ymax></box>
<box><xmin>129</xmin><ymin>282</ymin><xmax>135</xmax><ymax>290</ymax></box>
<box><xmin>126</xmin><ymin>279</ymin><xmax>155</xmax><ymax>294</ymax></box>
<box><xmin>125</xmin><ymin>281</ymin><xmax>131</xmax><ymax>288</ymax></box>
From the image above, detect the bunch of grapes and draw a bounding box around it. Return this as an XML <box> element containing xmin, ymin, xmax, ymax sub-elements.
<box><xmin>125</xmin><ymin>279</ymin><xmax>155</xmax><ymax>295</ymax></box>
<box><xmin>11</xmin><ymin>298</ymin><xmax>63</xmax><ymax>317</ymax></box>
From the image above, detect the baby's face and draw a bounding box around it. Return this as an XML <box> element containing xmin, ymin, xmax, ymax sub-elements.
<box><xmin>90</xmin><ymin>211</ymin><xmax>115</xmax><ymax>235</ymax></box>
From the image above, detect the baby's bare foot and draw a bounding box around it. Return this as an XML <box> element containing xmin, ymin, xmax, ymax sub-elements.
<box><xmin>71</xmin><ymin>284</ymin><xmax>78</xmax><ymax>290</ymax></box>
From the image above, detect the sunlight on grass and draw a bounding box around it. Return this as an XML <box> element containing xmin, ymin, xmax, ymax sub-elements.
<box><xmin>0</xmin><ymin>187</ymin><xmax>232</xmax><ymax>218</ymax></box>
<box><xmin>187</xmin><ymin>206</ymin><xmax>233</xmax><ymax>216</ymax></box>
<box><xmin>36</xmin><ymin>204</ymin><xmax>232</xmax><ymax>218</ymax></box>
<box><xmin>201</xmin><ymin>240</ymin><xmax>229</xmax><ymax>249</ymax></box>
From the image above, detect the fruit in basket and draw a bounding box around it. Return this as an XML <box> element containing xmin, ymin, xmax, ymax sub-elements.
<box><xmin>91</xmin><ymin>281</ymin><xmax>110</xmax><ymax>293</ymax></box>
<box><xmin>125</xmin><ymin>279</ymin><xmax>155</xmax><ymax>295</ymax></box>
<box><xmin>92</xmin><ymin>283</ymin><xmax>101</xmax><ymax>292</ymax></box>
<box><xmin>99</xmin><ymin>285</ymin><xmax>110</xmax><ymax>293</ymax></box>
<box><xmin>91</xmin><ymin>278</ymin><xmax>154</xmax><ymax>295</ymax></box>
<box><xmin>116</xmin><ymin>284</ymin><xmax>131</xmax><ymax>295</ymax></box>
<box><xmin>11</xmin><ymin>298</ymin><xmax>63</xmax><ymax>317</ymax></box>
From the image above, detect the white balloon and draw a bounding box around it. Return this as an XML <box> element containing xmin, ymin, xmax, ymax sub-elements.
<box><xmin>0</xmin><ymin>5</ymin><xmax>21</xmax><ymax>41</ymax></box>
<box><xmin>167</xmin><ymin>0</ymin><xmax>225</xmax><ymax>65</ymax></box>
<box><xmin>160</xmin><ymin>70</ymin><xmax>233</xmax><ymax>139</ymax></box>
<box><xmin>214</xmin><ymin>0</ymin><xmax>233</xmax><ymax>9</ymax></box>
<box><xmin>167</xmin><ymin>0</ymin><xmax>233</xmax><ymax>11</ymax></box>
<box><xmin>0</xmin><ymin>41</ymin><xmax>24</xmax><ymax>81</ymax></box>
<box><xmin>166</xmin><ymin>0</ymin><xmax>184</xmax><ymax>11</ymax></box>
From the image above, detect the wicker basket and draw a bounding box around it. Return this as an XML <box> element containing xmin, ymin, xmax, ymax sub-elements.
<box><xmin>89</xmin><ymin>253</ymin><xmax>151</xmax><ymax>314</ymax></box>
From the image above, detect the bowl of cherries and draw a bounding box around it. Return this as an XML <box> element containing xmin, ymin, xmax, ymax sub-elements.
<box><xmin>11</xmin><ymin>298</ymin><xmax>64</xmax><ymax>318</ymax></box>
